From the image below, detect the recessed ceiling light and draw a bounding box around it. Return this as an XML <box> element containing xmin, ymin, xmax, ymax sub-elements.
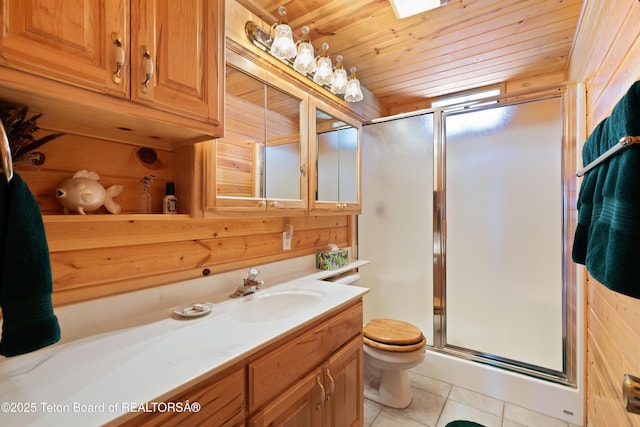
<box><xmin>389</xmin><ymin>0</ymin><xmax>449</xmax><ymax>19</ymax></box>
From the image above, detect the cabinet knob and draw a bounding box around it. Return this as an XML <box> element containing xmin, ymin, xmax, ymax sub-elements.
<box><xmin>270</xmin><ymin>200</ymin><xmax>279</xmax><ymax>208</ymax></box>
<box><xmin>111</xmin><ymin>33</ymin><xmax>125</xmax><ymax>84</ymax></box>
<box><xmin>257</xmin><ymin>200</ymin><xmax>267</xmax><ymax>208</ymax></box>
<box><xmin>140</xmin><ymin>46</ymin><xmax>154</xmax><ymax>94</ymax></box>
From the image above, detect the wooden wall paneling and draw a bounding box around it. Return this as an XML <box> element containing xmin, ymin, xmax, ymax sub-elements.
<box><xmin>567</xmin><ymin>1</ymin><xmax>640</xmax><ymax>424</ymax></box>
<box><xmin>568</xmin><ymin>0</ymin><xmax>640</xmax><ymax>129</ymax></box>
<box><xmin>587</xmin><ymin>280</ymin><xmax>640</xmax><ymax>426</ymax></box>
<box><xmin>46</xmin><ymin>215</ymin><xmax>351</xmax><ymax>305</ymax></box>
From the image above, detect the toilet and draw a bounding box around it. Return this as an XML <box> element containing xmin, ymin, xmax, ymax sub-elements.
<box><xmin>362</xmin><ymin>318</ymin><xmax>426</xmax><ymax>408</ymax></box>
<box><xmin>326</xmin><ymin>274</ymin><xmax>426</xmax><ymax>408</ymax></box>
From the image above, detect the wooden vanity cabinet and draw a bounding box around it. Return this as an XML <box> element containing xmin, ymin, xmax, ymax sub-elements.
<box><xmin>1</xmin><ymin>0</ymin><xmax>223</xmax><ymax>129</ymax></box>
<box><xmin>120</xmin><ymin>365</ymin><xmax>246</xmax><ymax>427</ymax></box>
<box><xmin>248</xmin><ymin>300</ymin><xmax>364</xmax><ymax>427</ymax></box>
<box><xmin>116</xmin><ymin>300</ymin><xmax>363</xmax><ymax>427</ymax></box>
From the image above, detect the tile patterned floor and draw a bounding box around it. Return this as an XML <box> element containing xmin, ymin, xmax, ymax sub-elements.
<box><xmin>364</xmin><ymin>371</ymin><xmax>582</xmax><ymax>427</ymax></box>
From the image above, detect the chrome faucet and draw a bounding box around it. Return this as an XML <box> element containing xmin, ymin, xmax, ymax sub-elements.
<box><xmin>230</xmin><ymin>268</ymin><xmax>264</xmax><ymax>298</ymax></box>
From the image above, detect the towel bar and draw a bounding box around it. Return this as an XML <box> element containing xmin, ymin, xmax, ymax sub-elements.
<box><xmin>576</xmin><ymin>136</ymin><xmax>640</xmax><ymax>177</ymax></box>
<box><xmin>0</xmin><ymin>119</ymin><xmax>13</xmax><ymax>183</ymax></box>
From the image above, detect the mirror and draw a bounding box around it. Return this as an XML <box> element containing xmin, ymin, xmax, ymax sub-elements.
<box><xmin>218</xmin><ymin>65</ymin><xmax>303</xmax><ymax>202</ymax></box>
<box><xmin>315</xmin><ymin>108</ymin><xmax>359</xmax><ymax>204</ymax></box>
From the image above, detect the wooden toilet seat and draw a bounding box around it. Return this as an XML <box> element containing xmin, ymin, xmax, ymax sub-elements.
<box><xmin>363</xmin><ymin>318</ymin><xmax>426</xmax><ymax>352</ymax></box>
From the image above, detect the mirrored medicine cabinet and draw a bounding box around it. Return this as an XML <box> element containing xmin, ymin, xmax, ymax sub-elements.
<box><xmin>204</xmin><ymin>52</ymin><xmax>309</xmax><ymax>215</ymax></box>
<box><xmin>203</xmin><ymin>50</ymin><xmax>361</xmax><ymax>216</ymax></box>
<box><xmin>310</xmin><ymin>99</ymin><xmax>362</xmax><ymax>213</ymax></box>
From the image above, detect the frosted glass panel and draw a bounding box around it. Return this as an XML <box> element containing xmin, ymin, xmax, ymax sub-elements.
<box><xmin>444</xmin><ymin>98</ymin><xmax>563</xmax><ymax>371</ymax></box>
<box><xmin>317</xmin><ymin>127</ymin><xmax>358</xmax><ymax>202</ymax></box>
<box><xmin>359</xmin><ymin>115</ymin><xmax>434</xmax><ymax>343</ymax></box>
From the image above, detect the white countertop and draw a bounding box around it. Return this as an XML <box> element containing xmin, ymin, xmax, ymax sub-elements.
<box><xmin>0</xmin><ymin>278</ymin><xmax>368</xmax><ymax>426</ymax></box>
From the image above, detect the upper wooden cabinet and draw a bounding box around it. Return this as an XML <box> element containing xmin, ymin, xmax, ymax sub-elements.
<box><xmin>0</xmin><ymin>0</ymin><xmax>223</xmax><ymax>134</ymax></box>
<box><xmin>0</xmin><ymin>0</ymin><xmax>129</xmax><ymax>97</ymax></box>
<box><xmin>130</xmin><ymin>0</ymin><xmax>222</xmax><ymax>123</ymax></box>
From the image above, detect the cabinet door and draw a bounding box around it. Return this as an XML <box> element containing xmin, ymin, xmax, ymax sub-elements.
<box><xmin>248</xmin><ymin>301</ymin><xmax>362</xmax><ymax>410</ymax></box>
<box><xmin>0</xmin><ymin>0</ymin><xmax>128</xmax><ymax>97</ymax></box>
<box><xmin>324</xmin><ymin>336</ymin><xmax>364</xmax><ymax>427</ymax></box>
<box><xmin>131</xmin><ymin>0</ymin><xmax>223</xmax><ymax>124</ymax></box>
<box><xmin>249</xmin><ymin>369</ymin><xmax>324</xmax><ymax>427</ymax></box>
<box><xmin>204</xmin><ymin>57</ymin><xmax>308</xmax><ymax>216</ymax></box>
<box><xmin>309</xmin><ymin>99</ymin><xmax>362</xmax><ymax>214</ymax></box>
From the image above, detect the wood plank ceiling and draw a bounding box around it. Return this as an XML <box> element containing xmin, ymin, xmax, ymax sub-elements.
<box><xmin>239</xmin><ymin>0</ymin><xmax>585</xmax><ymax>110</ymax></box>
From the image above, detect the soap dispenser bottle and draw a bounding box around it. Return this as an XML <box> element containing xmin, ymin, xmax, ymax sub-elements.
<box><xmin>163</xmin><ymin>182</ymin><xmax>178</xmax><ymax>214</ymax></box>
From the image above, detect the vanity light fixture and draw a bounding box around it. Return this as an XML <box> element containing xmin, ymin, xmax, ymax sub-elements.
<box><xmin>244</xmin><ymin>5</ymin><xmax>365</xmax><ymax>103</ymax></box>
<box><xmin>389</xmin><ymin>0</ymin><xmax>449</xmax><ymax>19</ymax></box>
<box><xmin>270</xmin><ymin>6</ymin><xmax>297</xmax><ymax>60</ymax></box>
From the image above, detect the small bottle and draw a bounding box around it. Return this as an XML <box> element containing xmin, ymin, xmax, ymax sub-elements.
<box><xmin>138</xmin><ymin>175</ymin><xmax>155</xmax><ymax>213</ymax></box>
<box><xmin>163</xmin><ymin>182</ymin><xmax>178</xmax><ymax>214</ymax></box>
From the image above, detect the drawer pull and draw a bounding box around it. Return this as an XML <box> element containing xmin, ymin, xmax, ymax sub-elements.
<box><xmin>111</xmin><ymin>33</ymin><xmax>125</xmax><ymax>84</ymax></box>
<box><xmin>325</xmin><ymin>369</ymin><xmax>335</xmax><ymax>401</ymax></box>
<box><xmin>316</xmin><ymin>377</ymin><xmax>325</xmax><ymax>410</ymax></box>
<box><xmin>140</xmin><ymin>46</ymin><xmax>154</xmax><ymax>94</ymax></box>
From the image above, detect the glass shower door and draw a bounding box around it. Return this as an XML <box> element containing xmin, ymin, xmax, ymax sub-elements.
<box><xmin>442</xmin><ymin>97</ymin><xmax>564</xmax><ymax>373</ymax></box>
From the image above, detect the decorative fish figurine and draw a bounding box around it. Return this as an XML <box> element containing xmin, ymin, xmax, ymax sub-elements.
<box><xmin>56</xmin><ymin>170</ymin><xmax>124</xmax><ymax>215</ymax></box>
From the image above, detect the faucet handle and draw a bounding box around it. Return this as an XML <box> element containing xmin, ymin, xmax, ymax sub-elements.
<box><xmin>247</xmin><ymin>268</ymin><xmax>261</xmax><ymax>282</ymax></box>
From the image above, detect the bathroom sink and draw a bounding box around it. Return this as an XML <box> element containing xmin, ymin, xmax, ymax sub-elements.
<box><xmin>228</xmin><ymin>288</ymin><xmax>324</xmax><ymax>323</ymax></box>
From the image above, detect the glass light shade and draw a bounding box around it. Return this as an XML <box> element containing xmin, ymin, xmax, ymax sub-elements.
<box><xmin>293</xmin><ymin>42</ymin><xmax>316</xmax><ymax>74</ymax></box>
<box><xmin>271</xmin><ymin>24</ymin><xmax>297</xmax><ymax>60</ymax></box>
<box><xmin>314</xmin><ymin>57</ymin><xmax>334</xmax><ymax>85</ymax></box>
<box><xmin>330</xmin><ymin>55</ymin><xmax>348</xmax><ymax>94</ymax></box>
<box><xmin>331</xmin><ymin>68</ymin><xmax>348</xmax><ymax>94</ymax></box>
<box><xmin>344</xmin><ymin>67</ymin><xmax>364</xmax><ymax>102</ymax></box>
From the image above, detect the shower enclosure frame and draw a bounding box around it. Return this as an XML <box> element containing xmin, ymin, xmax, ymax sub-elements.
<box><xmin>430</xmin><ymin>85</ymin><xmax>580</xmax><ymax>387</ymax></box>
<box><xmin>358</xmin><ymin>84</ymin><xmax>581</xmax><ymax>388</ymax></box>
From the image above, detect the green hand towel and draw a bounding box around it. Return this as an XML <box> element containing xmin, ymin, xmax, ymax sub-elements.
<box><xmin>0</xmin><ymin>172</ymin><xmax>61</xmax><ymax>357</ymax></box>
<box><xmin>572</xmin><ymin>81</ymin><xmax>640</xmax><ymax>299</ymax></box>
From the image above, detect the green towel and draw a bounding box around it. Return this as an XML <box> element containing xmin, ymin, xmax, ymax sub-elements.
<box><xmin>572</xmin><ymin>81</ymin><xmax>640</xmax><ymax>299</ymax></box>
<box><xmin>0</xmin><ymin>172</ymin><xmax>60</xmax><ymax>357</ymax></box>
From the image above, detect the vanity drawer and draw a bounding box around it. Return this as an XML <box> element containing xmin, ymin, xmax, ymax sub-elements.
<box><xmin>121</xmin><ymin>366</ymin><xmax>245</xmax><ymax>427</ymax></box>
<box><xmin>248</xmin><ymin>300</ymin><xmax>363</xmax><ymax>411</ymax></box>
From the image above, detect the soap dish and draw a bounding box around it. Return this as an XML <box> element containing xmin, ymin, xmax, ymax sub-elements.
<box><xmin>173</xmin><ymin>302</ymin><xmax>214</xmax><ymax>318</ymax></box>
